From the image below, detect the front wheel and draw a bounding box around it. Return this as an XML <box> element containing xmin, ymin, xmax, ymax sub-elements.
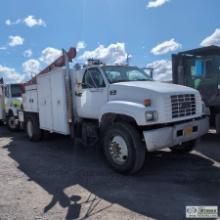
<box><xmin>170</xmin><ymin>140</ymin><xmax>197</xmax><ymax>154</ymax></box>
<box><xmin>26</xmin><ymin>115</ymin><xmax>42</xmax><ymax>142</ymax></box>
<box><xmin>102</xmin><ymin>123</ymin><xmax>146</xmax><ymax>175</ymax></box>
<box><xmin>7</xmin><ymin>114</ymin><xmax>19</xmax><ymax>131</ymax></box>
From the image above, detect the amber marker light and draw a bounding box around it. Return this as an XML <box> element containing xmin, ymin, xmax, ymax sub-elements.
<box><xmin>144</xmin><ymin>99</ymin><xmax>151</xmax><ymax>107</ymax></box>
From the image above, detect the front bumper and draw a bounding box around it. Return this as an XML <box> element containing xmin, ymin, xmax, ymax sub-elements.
<box><xmin>143</xmin><ymin>116</ymin><xmax>209</xmax><ymax>152</ymax></box>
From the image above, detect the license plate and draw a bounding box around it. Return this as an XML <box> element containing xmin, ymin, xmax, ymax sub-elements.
<box><xmin>183</xmin><ymin>127</ymin><xmax>193</xmax><ymax>136</ymax></box>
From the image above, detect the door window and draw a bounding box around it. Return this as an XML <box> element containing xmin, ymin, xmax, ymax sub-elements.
<box><xmin>82</xmin><ymin>68</ymin><xmax>105</xmax><ymax>88</ymax></box>
<box><xmin>11</xmin><ymin>84</ymin><xmax>22</xmax><ymax>97</ymax></box>
<box><xmin>5</xmin><ymin>85</ymin><xmax>10</xmax><ymax>97</ymax></box>
<box><xmin>205</xmin><ymin>59</ymin><xmax>214</xmax><ymax>79</ymax></box>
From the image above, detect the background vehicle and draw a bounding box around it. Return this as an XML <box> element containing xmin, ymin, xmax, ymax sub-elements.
<box><xmin>0</xmin><ymin>79</ymin><xmax>23</xmax><ymax>131</ymax></box>
<box><xmin>172</xmin><ymin>45</ymin><xmax>220</xmax><ymax>133</ymax></box>
<box><xmin>20</xmin><ymin>47</ymin><xmax>209</xmax><ymax>174</ymax></box>
<box><xmin>0</xmin><ymin>78</ymin><xmax>4</xmax><ymax>125</ymax></box>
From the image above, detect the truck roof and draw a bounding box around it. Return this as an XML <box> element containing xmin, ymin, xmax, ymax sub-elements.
<box><xmin>177</xmin><ymin>45</ymin><xmax>220</xmax><ymax>56</ymax></box>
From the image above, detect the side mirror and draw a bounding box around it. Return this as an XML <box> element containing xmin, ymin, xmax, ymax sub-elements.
<box><xmin>142</xmin><ymin>68</ymin><xmax>154</xmax><ymax>79</ymax></box>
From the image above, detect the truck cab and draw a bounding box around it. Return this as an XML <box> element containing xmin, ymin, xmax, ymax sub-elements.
<box><xmin>3</xmin><ymin>83</ymin><xmax>23</xmax><ymax>130</ymax></box>
<box><xmin>21</xmin><ymin>51</ymin><xmax>209</xmax><ymax>174</ymax></box>
<box><xmin>172</xmin><ymin>46</ymin><xmax>220</xmax><ymax>133</ymax></box>
<box><xmin>76</xmin><ymin>64</ymin><xmax>205</xmax><ymax>124</ymax></box>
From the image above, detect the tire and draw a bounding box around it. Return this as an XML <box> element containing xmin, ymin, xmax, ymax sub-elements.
<box><xmin>215</xmin><ymin>114</ymin><xmax>220</xmax><ymax>134</ymax></box>
<box><xmin>170</xmin><ymin>140</ymin><xmax>197</xmax><ymax>154</ymax></box>
<box><xmin>26</xmin><ymin>114</ymin><xmax>42</xmax><ymax>142</ymax></box>
<box><xmin>7</xmin><ymin>114</ymin><xmax>19</xmax><ymax>131</ymax></box>
<box><xmin>102</xmin><ymin>123</ymin><xmax>146</xmax><ymax>175</ymax></box>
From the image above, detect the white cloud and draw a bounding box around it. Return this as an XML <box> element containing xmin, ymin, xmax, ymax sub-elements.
<box><xmin>23</xmin><ymin>49</ymin><xmax>33</xmax><ymax>58</ymax></box>
<box><xmin>0</xmin><ymin>47</ymin><xmax>7</xmax><ymax>50</ymax></box>
<box><xmin>8</xmin><ymin>35</ymin><xmax>24</xmax><ymax>47</ymax></box>
<box><xmin>146</xmin><ymin>59</ymin><xmax>172</xmax><ymax>81</ymax></box>
<box><xmin>5</xmin><ymin>19</ymin><xmax>21</xmax><ymax>26</ymax></box>
<box><xmin>76</xmin><ymin>41</ymin><xmax>87</xmax><ymax>52</ymax></box>
<box><xmin>5</xmin><ymin>16</ymin><xmax>46</xmax><ymax>27</ymax></box>
<box><xmin>151</xmin><ymin>38</ymin><xmax>182</xmax><ymax>55</ymax></box>
<box><xmin>146</xmin><ymin>0</ymin><xmax>169</xmax><ymax>8</ymax></box>
<box><xmin>0</xmin><ymin>65</ymin><xmax>25</xmax><ymax>83</ymax></box>
<box><xmin>5</xmin><ymin>19</ymin><xmax>11</xmax><ymax>25</ymax></box>
<box><xmin>200</xmin><ymin>28</ymin><xmax>220</xmax><ymax>47</ymax></box>
<box><xmin>22</xmin><ymin>59</ymin><xmax>41</xmax><ymax>78</ymax></box>
<box><xmin>1</xmin><ymin>59</ymin><xmax>41</xmax><ymax>84</ymax></box>
<box><xmin>80</xmin><ymin>43</ymin><xmax>128</xmax><ymax>64</ymax></box>
<box><xmin>40</xmin><ymin>47</ymin><xmax>62</xmax><ymax>64</ymax></box>
<box><xmin>23</xmin><ymin>15</ymin><xmax>46</xmax><ymax>27</ymax></box>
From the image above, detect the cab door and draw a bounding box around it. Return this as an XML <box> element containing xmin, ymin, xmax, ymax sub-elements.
<box><xmin>198</xmin><ymin>58</ymin><xmax>219</xmax><ymax>104</ymax></box>
<box><xmin>76</xmin><ymin>67</ymin><xmax>108</xmax><ymax>119</ymax></box>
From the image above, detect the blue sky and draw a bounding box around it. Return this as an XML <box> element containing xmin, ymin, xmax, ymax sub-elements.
<box><xmin>1</xmin><ymin>0</ymin><xmax>220</xmax><ymax>82</ymax></box>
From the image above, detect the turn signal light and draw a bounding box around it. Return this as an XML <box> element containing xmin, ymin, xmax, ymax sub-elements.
<box><xmin>144</xmin><ymin>99</ymin><xmax>151</xmax><ymax>107</ymax></box>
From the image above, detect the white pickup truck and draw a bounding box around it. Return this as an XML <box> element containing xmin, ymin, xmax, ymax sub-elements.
<box><xmin>21</xmin><ymin>54</ymin><xmax>209</xmax><ymax>174</ymax></box>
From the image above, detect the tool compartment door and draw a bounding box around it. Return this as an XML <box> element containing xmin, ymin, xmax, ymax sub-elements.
<box><xmin>50</xmin><ymin>69</ymin><xmax>69</xmax><ymax>135</ymax></box>
<box><xmin>23</xmin><ymin>85</ymin><xmax>38</xmax><ymax>113</ymax></box>
<box><xmin>37</xmin><ymin>74</ymin><xmax>53</xmax><ymax>130</ymax></box>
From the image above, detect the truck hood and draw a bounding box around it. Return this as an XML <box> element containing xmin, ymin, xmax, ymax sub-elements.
<box><xmin>112</xmin><ymin>81</ymin><xmax>197</xmax><ymax>94</ymax></box>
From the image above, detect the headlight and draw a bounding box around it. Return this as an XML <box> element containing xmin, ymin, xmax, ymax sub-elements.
<box><xmin>145</xmin><ymin>111</ymin><xmax>158</xmax><ymax>122</ymax></box>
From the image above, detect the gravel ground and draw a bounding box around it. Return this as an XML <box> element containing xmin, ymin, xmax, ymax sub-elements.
<box><xmin>0</xmin><ymin>127</ymin><xmax>220</xmax><ymax>220</ymax></box>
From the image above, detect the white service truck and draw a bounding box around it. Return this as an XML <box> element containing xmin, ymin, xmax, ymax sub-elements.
<box><xmin>0</xmin><ymin>79</ymin><xmax>23</xmax><ymax>130</ymax></box>
<box><xmin>20</xmin><ymin>49</ymin><xmax>209</xmax><ymax>174</ymax></box>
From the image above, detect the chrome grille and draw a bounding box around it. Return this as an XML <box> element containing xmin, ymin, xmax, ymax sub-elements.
<box><xmin>171</xmin><ymin>94</ymin><xmax>196</xmax><ymax>119</ymax></box>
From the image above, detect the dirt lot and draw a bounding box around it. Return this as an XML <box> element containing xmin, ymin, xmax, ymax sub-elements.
<box><xmin>0</xmin><ymin>127</ymin><xmax>220</xmax><ymax>220</ymax></box>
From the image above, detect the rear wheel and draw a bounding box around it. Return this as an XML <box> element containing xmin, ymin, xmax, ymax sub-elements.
<box><xmin>102</xmin><ymin>123</ymin><xmax>146</xmax><ymax>174</ymax></box>
<box><xmin>7</xmin><ymin>114</ymin><xmax>19</xmax><ymax>131</ymax></box>
<box><xmin>26</xmin><ymin>115</ymin><xmax>42</xmax><ymax>141</ymax></box>
<box><xmin>170</xmin><ymin>140</ymin><xmax>197</xmax><ymax>154</ymax></box>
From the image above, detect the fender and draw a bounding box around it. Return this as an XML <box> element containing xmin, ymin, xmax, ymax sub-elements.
<box><xmin>99</xmin><ymin>100</ymin><xmax>150</xmax><ymax>126</ymax></box>
<box><xmin>7</xmin><ymin>107</ymin><xmax>18</xmax><ymax>117</ymax></box>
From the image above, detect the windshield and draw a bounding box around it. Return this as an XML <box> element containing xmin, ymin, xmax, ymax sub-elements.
<box><xmin>102</xmin><ymin>66</ymin><xmax>152</xmax><ymax>84</ymax></box>
<box><xmin>11</xmin><ymin>84</ymin><xmax>22</xmax><ymax>98</ymax></box>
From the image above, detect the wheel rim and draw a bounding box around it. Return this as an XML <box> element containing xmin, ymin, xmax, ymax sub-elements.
<box><xmin>108</xmin><ymin>136</ymin><xmax>128</xmax><ymax>165</ymax></box>
<box><xmin>8</xmin><ymin>116</ymin><xmax>16</xmax><ymax>129</ymax></box>
<box><xmin>27</xmin><ymin>120</ymin><xmax>33</xmax><ymax>138</ymax></box>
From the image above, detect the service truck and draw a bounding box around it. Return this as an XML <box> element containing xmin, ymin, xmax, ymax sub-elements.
<box><xmin>20</xmin><ymin>47</ymin><xmax>209</xmax><ymax>174</ymax></box>
<box><xmin>0</xmin><ymin>78</ymin><xmax>23</xmax><ymax>130</ymax></box>
<box><xmin>172</xmin><ymin>45</ymin><xmax>220</xmax><ymax>133</ymax></box>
